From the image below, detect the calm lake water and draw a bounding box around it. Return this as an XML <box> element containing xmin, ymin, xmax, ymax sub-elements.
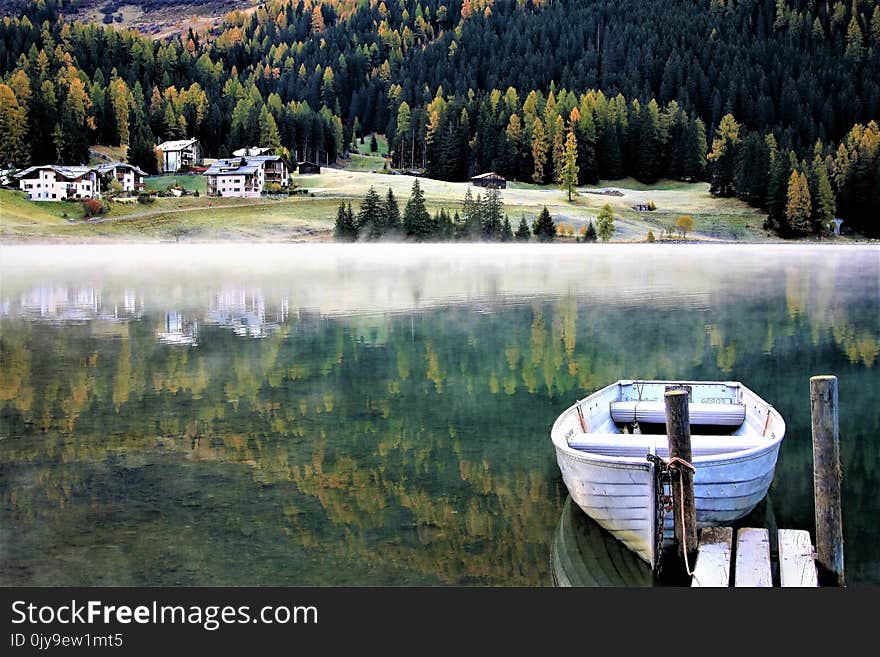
<box><xmin>0</xmin><ymin>244</ymin><xmax>877</xmax><ymax>586</ymax></box>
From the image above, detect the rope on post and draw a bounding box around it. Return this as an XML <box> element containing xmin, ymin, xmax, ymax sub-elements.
<box><xmin>667</xmin><ymin>457</ymin><xmax>697</xmax><ymax>576</ymax></box>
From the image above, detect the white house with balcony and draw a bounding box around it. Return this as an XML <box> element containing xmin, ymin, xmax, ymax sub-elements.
<box><xmin>15</xmin><ymin>165</ymin><xmax>100</xmax><ymax>201</ymax></box>
<box><xmin>205</xmin><ymin>155</ymin><xmax>289</xmax><ymax>197</ymax></box>
<box><xmin>94</xmin><ymin>162</ymin><xmax>148</xmax><ymax>193</ymax></box>
<box><xmin>156</xmin><ymin>138</ymin><xmax>202</xmax><ymax>173</ymax></box>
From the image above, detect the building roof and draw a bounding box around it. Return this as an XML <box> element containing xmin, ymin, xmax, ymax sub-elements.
<box><xmin>471</xmin><ymin>171</ymin><xmax>505</xmax><ymax>180</ymax></box>
<box><xmin>94</xmin><ymin>162</ymin><xmax>148</xmax><ymax>177</ymax></box>
<box><xmin>205</xmin><ymin>154</ymin><xmax>288</xmax><ymax>176</ymax></box>
<box><xmin>204</xmin><ymin>157</ymin><xmax>261</xmax><ymax>176</ymax></box>
<box><xmin>157</xmin><ymin>138</ymin><xmax>200</xmax><ymax>152</ymax></box>
<box><xmin>232</xmin><ymin>147</ymin><xmax>271</xmax><ymax>157</ymax></box>
<box><xmin>244</xmin><ymin>155</ymin><xmax>285</xmax><ymax>163</ymax></box>
<box><xmin>15</xmin><ymin>165</ymin><xmax>95</xmax><ymax>179</ymax></box>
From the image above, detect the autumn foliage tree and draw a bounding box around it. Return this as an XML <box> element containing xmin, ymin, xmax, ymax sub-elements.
<box><xmin>559</xmin><ymin>128</ymin><xmax>579</xmax><ymax>201</ymax></box>
<box><xmin>785</xmin><ymin>170</ymin><xmax>812</xmax><ymax>236</ymax></box>
<box><xmin>675</xmin><ymin>215</ymin><xmax>694</xmax><ymax>238</ymax></box>
<box><xmin>0</xmin><ymin>83</ymin><xmax>29</xmax><ymax>167</ymax></box>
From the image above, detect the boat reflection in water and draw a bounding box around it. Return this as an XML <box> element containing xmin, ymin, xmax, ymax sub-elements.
<box><xmin>551</xmin><ymin>496</ymin><xmax>654</xmax><ymax>587</ymax></box>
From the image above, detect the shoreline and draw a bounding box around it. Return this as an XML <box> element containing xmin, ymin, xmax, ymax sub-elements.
<box><xmin>1</xmin><ymin>238</ymin><xmax>876</xmax><ymax>248</ymax></box>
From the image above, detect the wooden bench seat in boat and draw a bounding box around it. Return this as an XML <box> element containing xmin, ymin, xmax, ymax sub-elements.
<box><xmin>609</xmin><ymin>401</ymin><xmax>745</xmax><ymax>427</ymax></box>
<box><xmin>567</xmin><ymin>433</ymin><xmax>766</xmax><ymax>458</ymax></box>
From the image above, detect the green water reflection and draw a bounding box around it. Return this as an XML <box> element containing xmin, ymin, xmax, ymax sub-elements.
<box><xmin>0</xmin><ymin>245</ymin><xmax>877</xmax><ymax>585</ymax></box>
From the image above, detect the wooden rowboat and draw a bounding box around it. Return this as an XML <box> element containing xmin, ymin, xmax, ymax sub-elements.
<box><xmin>550</xmin><ymin>380</ymin><xmax>785</xmax><ymax>565</ymax></box>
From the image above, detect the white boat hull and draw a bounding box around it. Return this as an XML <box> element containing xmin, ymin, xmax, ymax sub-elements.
<box><xmin>551</xmin><ymin>380</ymin><xmax>786</xmax><ymax>565</ymax></box>
<box><xmin>555</xmin><ymin>442</ymin><xmax>781</xmax><ymax>564</ymax></box>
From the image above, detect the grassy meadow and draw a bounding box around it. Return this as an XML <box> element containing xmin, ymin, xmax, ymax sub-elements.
<box><xmin>1</xmin><ymin>165</ymin><xmax>775</xmax><ymax>242</ymax></box>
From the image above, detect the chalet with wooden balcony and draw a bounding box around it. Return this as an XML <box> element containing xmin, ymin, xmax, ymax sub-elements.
<box><xmin>156</xmin><ymin>138</ymin><xmax>203</xmax><ymax>173</ymax></box>
<box><xmin>95</xmin><ymin>162</ymin><xmax>148</xmax><ymax>193</ymax></box>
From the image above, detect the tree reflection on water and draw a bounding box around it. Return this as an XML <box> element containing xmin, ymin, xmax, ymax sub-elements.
<box><xmin>0</xmin><ymin>245</ymin><xmax>877</xmax><ymax>585</ymax></box>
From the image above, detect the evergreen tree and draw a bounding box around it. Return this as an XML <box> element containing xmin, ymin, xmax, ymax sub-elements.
<box><xmin>481</xmin><ymin>187</ymin><xmax>504</xmax><ymax>239</ymax></box>
<box><xmin>812</xmin><ymin>159</ymin><xmax>835</xmax><ymax>233</ymax></box>
<box><xmin>55</xmin><ymin>71</ymin><xmax>93</xmax><ymax>164</ymax></box>
<box><xmin>735</xmin><ymin>132</ymin><xmax>771</xmax><ymax>207</ymax></box>
<box><xmin>599</xmin><ymin>96</ymin><xmax>627</xmax><ymax>179</ymax></box>
<box><xmin>128</xmin><ymin>113</ymin><xmax>158</xmax><ymax>174</ymax></box>
<box><xmin>636</xmin><ymin>99</ymin><xmax>662</xmax><ymax>183</ymax></box>
<box><xmin>501</xmin><ymin>216</ymin><xmax>514</xmax><ymax>242</ymax></box>
<box><xmin>584</xmin><ymin>220</ymin><xmax>598</xmax><ymax>242</ymax></box>
<box><xmin>560</xmin><ymin>128</ymin><xmax>580</xmax><ymax>201</ymax></box>
<box><xmin>708</xmin><ymin>114</ymin><xmax>741</xmax><ymax>197</ymax></box>
<box><xmin>573</xmin><ymin>106</ymin><xmax>598</xmax><ymax>184</ymax></box>
<box><xmin>682</xmin><ymin>118</ymin><xmax>707</xmax><ymax>181</ymax></box>
<box><xmin>845</xmin><ymin>16</ymin><xmax>865</xmax><ymax>62</ymax></box>
<box><xmin>461</xmin><ymin>187</ymin><xmax>481</xmax><ymax>238</ymax></box>
<box><xmin>403</xmin><ymin>179</ymin><xmax>432</xmax><ymax>240</ymax></box>
<box><xmin>785</xmin><ymin>170</ymin><xmax>812</xmax><ymax>236</ymax></box>
<box><xmin>596</xmin><ymin>203</ymin><xmax>616</xmax><ymax>241</ymax></box>
<box><xmin>767</xmin><ymin>148</ymin><xmax>794</xmax><ymax>231</ymax></box>
<box><xmin>370</xmin><ymin>134</ymin><xmax>379</xmax><ymax>152</ymax></box>
<box><xmin>30</xmin><ymin>79</ymin><xmax>58</xmax><ymax>165</ymax></box>
<box><xmin>126</xmin><ymin>82</ymin><xmax>157</xmax><ymax>174</ymax></box>
<box><xmin>334</xmin><ymin>201</ymin><xmax>358</xmax><ymax>241</ymax></box>
<box><xmin>533</xmin><ymin>206</ymin><xmax>556</xmax><ymax>241</ymax></box>
<box><xmin>435</xmin><ymin>208</ymin><xmax>455</xmax><ymax>240</ymax></box>
<box><xmin>358</xmin><ymin>186</ymin><xmax>384</xmax><ymax>239</ymax></box>
<box><xmin>514</xmin><ymin>215</ymin><xmax>531</xmax><ymax>241</ymax></box>
<box><xmin>383</xmin><ymin>187</ymin><xmax>401</xmax><ymax>233</ymax></box>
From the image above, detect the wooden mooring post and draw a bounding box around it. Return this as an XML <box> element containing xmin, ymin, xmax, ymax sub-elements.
<box><xmin>810</xmin><ymin>375</ymin><xmax>845</xmax><ymax>586</ymax></box>
<box><xmin>664</xmin><ymin>389</ymin><xmax>698</xmax><ymax>568</ymax></box>
<box><xmin>691</xmin><ymin>376</ymin><xmax>840</xmax><ymax>587</ymax></box>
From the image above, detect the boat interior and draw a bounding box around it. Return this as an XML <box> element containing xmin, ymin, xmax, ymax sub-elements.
<box><xmin>564</xmin><ymin>381</ymin><xmax>782</xmax><ymax>460</ymax></box>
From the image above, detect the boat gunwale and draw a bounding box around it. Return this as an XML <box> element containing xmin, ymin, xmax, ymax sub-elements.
<box><xmin>551</xmin><ymin>379</ymin><xmax>786</xmax><ymax>468</ymax></box>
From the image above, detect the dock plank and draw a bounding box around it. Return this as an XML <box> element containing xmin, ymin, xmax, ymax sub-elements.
<box><xmin>778</xmin><ymin>529</ymin><xmax>818</xmax><ymax>587</ymax></box>
<box><xmin>691</xmin><ymin>527</ymin><xmax>733</xmax><ymax>587</ymax></box>
<box><xmin>735</xmin><ymin>527</ymin><xmax>772</xmax><ymax>587</ymax></box>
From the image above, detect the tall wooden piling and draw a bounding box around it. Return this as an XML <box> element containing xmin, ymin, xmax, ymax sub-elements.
<box><xmin>810</xmin><ymin>375</ymin><xmax>845</xmax><ymax>586</ymax></box>
<box><xmin>664</xmin><ymin>389</ymin><xmax>698</xmax><ymax>567</ymax></box>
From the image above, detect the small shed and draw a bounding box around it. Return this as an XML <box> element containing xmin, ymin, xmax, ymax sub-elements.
<box><xmin>632</xmin><ymin>203</ymin><xmax>652</xmax><ymax>212</ymax></box>
<box><xmin>471</xmin><ymin>172</ymin><xmax>507</xmax><ymax>189</ymax></box>
<box><xmin>298</xmin><ymin>161</ymin><xmax>321</xmax><ymax>175</ymax></box>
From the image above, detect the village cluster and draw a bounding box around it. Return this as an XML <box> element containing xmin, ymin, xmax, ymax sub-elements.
<box><xmin>11</xmin><ymin>138</ymin><xmax>324</xmax><ymax>202</ymax></box>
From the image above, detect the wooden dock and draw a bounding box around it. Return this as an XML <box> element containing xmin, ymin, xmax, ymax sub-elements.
<box><xmin>684</xmin><ymin>375</ymin><xmax>841</xmax><ymax>588</ymax></box>
<box><xmin>691</xmin><ymin>526</ymin><xmax>818</xmax><ymax>587</ymax></box>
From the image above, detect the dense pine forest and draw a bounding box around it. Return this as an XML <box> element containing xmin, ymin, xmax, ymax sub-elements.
<box><xmin>0</xmin><ymin>0</ymin><xmax>878</xmax><ymax>236</ymax></box>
